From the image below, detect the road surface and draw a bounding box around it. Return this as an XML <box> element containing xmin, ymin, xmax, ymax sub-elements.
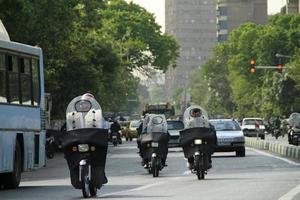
<box><xmin>0</xmin><ymin>141</ymin><xmax>299</xmax><ymax>200</ymax></box>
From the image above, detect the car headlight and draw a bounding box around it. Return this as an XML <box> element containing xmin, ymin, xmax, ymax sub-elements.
<box><xmin>78</xmin><ymin>144</ymin><xmax>89</xmax><ymax>152</ymax></box>
<box><xmin>194</xmin><ymin>139</ymin><xmax>202</xmax><ymax>145</ymax></box>
<box><xmin>235</xmin><ymin>137</ymin><xmax>245</xmax><ymax>142</ymax></box>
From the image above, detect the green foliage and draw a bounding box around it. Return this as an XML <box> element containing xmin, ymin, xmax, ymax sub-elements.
<box><xmin>0</xmin><ymin>0</ymin><xmax>179</xmax><ymax>118</ymax></box>
<box><xmin>99</xmin><ymin>0</ymin><xmax>179</xmax><ymax>72</ymax></box>
<box><xmin>190</xmin><ymin>14</ymin><xmax>300</xmax><ymax>118</ymax></box>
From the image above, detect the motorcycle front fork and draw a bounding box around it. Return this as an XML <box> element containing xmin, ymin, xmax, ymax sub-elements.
<box><xmin>79</xmin><ymin>160</ymin><xmax>91</xmax><ymax>182</ymax></box>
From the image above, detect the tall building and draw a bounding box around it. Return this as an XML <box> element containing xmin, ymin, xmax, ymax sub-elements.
<box><xmin>164</xmin><ymin>0</ymin><xmax>217</xmax><ymax>100</ymax></box>
<box><xmin>164</xmin><ymin>0</ymin><xmax>268</xmax><ymax>103</ymax></box>
<box><xmin>287</xmin><ymin>0</ymin><xmax>299</xmax><ymax>13</ymax></box>
<box><xmin>281</xmin><ymin>0</ymin><xmax>299</xmax><ymax>14</ymax></box>
<box><xmin>217</xmin><ymin>0</ymin><xmax>268</xmax><ymax>42</ymax></box>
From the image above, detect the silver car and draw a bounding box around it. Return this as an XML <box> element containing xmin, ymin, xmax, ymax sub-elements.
<box><xmin>210</xmin><ymin>119</ymin><xmax>245</xmax><ymax>157</ymax></box>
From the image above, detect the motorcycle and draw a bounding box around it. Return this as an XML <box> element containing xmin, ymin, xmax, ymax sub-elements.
<box><xmin>179</xmin><ymin>106</ymin><xmax>216</xmax><ymax>180</ymax></box>
<box><xmin>273</xmin><ymin>128</ymin><xmax>281</xmax><ymax>139</ymax></box>
<box><xmin>62</xmin><ymin>93</ymin><xmax>108</xmax><ymax>198</ymax></box>
<box><xmin>140</xmin><ymin>114</ymin><xmax>169</xmax><ymax>177</ymax></box>
<box><xmin>111</xmin><ymin>132</ymin><xmax>118</xmax><ymax>146</ymax></box>
<box><xmin>288</xmin><ymin>127</ymin><xmax>300</xmax><ymax>146</ymax></box>
<box><xmin>288</xmin><ymin>113</ymin><xmax>300</xmax><ymax>146</ymax></box>
<box><xmin>46</xmin><ymin>135</ymin><xmax>56</xmax><ymax>159</ymax></box>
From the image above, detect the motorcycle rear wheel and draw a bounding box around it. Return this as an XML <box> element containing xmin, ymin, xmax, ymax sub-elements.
<box><xmin>46</xmin><ymin>151</ymin><xmax>54</xmax><ymax>159</ymax></box>
<box><xmin>152</xmin><ymin>157</ymin><xmax>159</xmax><ymax>177</ymax></box>
<box><xmin>195</xmin><ymin>155</ymin><xmax>205</xmax><ymax>180</ymax></box>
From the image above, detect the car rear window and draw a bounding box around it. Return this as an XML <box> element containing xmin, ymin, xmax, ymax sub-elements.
<box><xmin>167</xmin><ymin>121</ymin><xmax>184</xmax><ymax>130</ymax></box>
<box><xmin>130</xmin><ymin>121</ymin><xmax>141</xmax><ymax>128</ymax></box>
<box><xmin>243</xmin><ymin>119</ymin><xmax>264</xmax><ymax>125</ymax></box>
<box><xmin>210</xmin><ymin>120</ymin><xmax>241</xmax><ymax>131</ymax></box>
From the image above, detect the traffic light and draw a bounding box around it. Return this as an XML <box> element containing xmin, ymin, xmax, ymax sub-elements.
<box><xmin>277</xmin><ymin>64</ymin><xmax>283</xmax><ymax>73</ymax></box>
<box><xmin>249</xmin><ymin>59</ymin><xmax>256</xmax><ymax>73</ymax></box>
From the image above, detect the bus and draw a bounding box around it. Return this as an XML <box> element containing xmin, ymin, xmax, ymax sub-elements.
<box><xmin>0</xmin><ymin>20</ymin><xmax>46</xmax><ymax>189</ymax></box>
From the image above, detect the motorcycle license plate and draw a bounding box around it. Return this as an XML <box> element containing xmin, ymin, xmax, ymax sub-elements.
<box><xmin>152</xmin><ymin>142</ymin><xmax>159</xmax><ymax>147</ymax></box>
<box><xmin>112</xmin><ymin>136</ymin><xmax>117</xmax><ymax>139</ymax></box>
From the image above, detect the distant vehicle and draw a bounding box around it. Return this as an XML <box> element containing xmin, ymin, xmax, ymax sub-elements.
<box><xmin>143</xmin><ymin>103</ymin><xmax>175</xmax><ymax>118</ymax></box>
<box><xmin>167</xmin><ymin>120</ymin><xmax>184</xmax><ymax>147</ymax></box>
<box><xmin>288</xmin><ymin>113</ymin><xmax>300</xmax><ymax>146</ymax></box>
<box><xmin>122</xmin><ymin>120</ymin><xmax>141</xmax><ymax>141</ymax></box>
<box><xmin>210</xmin><ymin>119</ymin><xmax>245</xmax><ymax>157</ymax></box>
<box><xmin>241</xmin><ymin>118</ymin><xmax>266</xmax><ymax>140</ymax></box>
<box><xmin>0</xmin><ymin>20</ymin><xmax>46</xmax><ymax>189</ymax></box>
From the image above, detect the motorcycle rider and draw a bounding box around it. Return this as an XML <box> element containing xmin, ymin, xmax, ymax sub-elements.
<box><xmin>186</xmin><ymin>108</ymin><xmax>214</xmax><ymax>170</ymax></box>
<box><xmin>62</xmin><ymin>93</ymin><xmax>109</xmax><ymax>197</ymax></box>
<box><xmin>274</xmin><ymin>116</ymin><xmax>281</xmax><ymax>129</ymax></box>
<box><xmin>110</xmin><ymin>120</ymin><xmax>122</xmax><ymax>142</ymax></box>
<box><xmin>273</xmin><ymin>116</ymin><xmax>281</xmax><ymax>138</ymax></box>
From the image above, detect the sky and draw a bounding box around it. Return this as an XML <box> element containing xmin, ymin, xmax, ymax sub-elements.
<box><xmin>129</xmin><ymin>0</ymin><xmax>287</xmax><ymax>31</ymax></box>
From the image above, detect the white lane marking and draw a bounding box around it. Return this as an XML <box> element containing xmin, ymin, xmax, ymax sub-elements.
<box><xmin>183</xmin><ymin>170</ymin><xmax>191</xmax><ymax>175</ymax></box>
<box><xmin>278</xmin><ymin>184</ymin><xmax>300</xmax><ymax>200</ymax></box>
<box><xmin>99</xmin><ymin>181</ymin><xmax>165</xmax><ymax>197</ymax></box>
<box><xmin>20</xmin><ymin>178</ymin><xmax>70</xmax><ymax>186</ymax></box>
<box><xmin>248</xmin><ymin>147</ymin><xmax>300</xmax><ymax>166</ymax></box>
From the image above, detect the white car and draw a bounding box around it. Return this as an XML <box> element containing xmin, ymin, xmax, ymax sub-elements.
<box><xmin>241</xmin><ymin>118</ymin><xmax>266</xmax><ymax>139</ymax></box>
<box><xmin>210</xmin><ymin>119</ymin><xmax>245</xmax><ymax>157</ymax></box>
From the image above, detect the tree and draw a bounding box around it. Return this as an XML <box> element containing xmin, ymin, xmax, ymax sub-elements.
<box><xmin>98</xmin><ymin>0</ymin><xmax>179</xmax><ymax>73</ymax></box>
<box><xmin>0</xmin><ymin>0</ymin><xmax>179</xmax><ymax>118</ymax></box>
<box><xmin>190</xmin><ymin>14</ymin><xmax>300</xmax><ymax>117</ymax></box>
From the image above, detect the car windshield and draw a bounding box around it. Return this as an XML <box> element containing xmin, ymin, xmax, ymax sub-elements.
<box><xmin>167</xmin><ymin>121</ymin><xmax>184</xmax><ymax>130</ymax></box>
<box><xmin>130</xmin><ymin>121</ymin><xmax>141</xmax><ymax>128</ymax></box>
<box><xmin>243</xmin><ymin>119</ymin><xmax>264</xmax><ymax>125</ymax></box>
<box><xmin>210</xmin><ymin>120</ymin><xmax>241</xmax><ymax>131</ymax></box>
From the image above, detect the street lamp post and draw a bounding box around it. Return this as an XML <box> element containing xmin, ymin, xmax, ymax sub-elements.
<box><xmin>275</xmin><ymin>53</ymin><xmax>293</xmax><ymax>59</ymax></box>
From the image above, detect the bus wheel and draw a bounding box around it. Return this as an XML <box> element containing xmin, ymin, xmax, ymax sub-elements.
<box><xmin>3</xmin><ymin>141</ymin><xmax>22</xmax><ymax>189</ymax></box>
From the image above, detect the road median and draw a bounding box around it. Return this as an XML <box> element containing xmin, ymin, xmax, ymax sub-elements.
<box><xmin>245</xmin><ymin>137</ymin><xmax>300</xmax><ymax>160</ymax></box>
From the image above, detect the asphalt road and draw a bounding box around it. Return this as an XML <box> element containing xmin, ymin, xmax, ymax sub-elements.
<box><xmin>0</xmin><ymin>141</ymin><xmax>300</xmax><ymax>200</ymax></box>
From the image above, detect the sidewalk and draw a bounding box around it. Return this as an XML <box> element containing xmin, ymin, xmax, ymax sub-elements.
<box><xmin>245</xmin><ymin>134</ymin><xmax>300</xmax><ymax>160</ymax></box>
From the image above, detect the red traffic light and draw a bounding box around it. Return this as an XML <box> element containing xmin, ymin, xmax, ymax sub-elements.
<box><xmin>250</xmin><ymin>66</ymin><xmax>256</xmax><ymax>73</ymax></box>
<box><xmin>249</xmin><ymin>59</ymin><xmax>256</xmax><ymax>73</ymax></box>
<box><xmin>277</xmin><ymin>64</ymin><xmax>283</xmax><ymax>73</ymax></box>
<box><xmin>250</xmin><ymin>59</ymin><xmax>256</xmax><ymax>65</ymax></box>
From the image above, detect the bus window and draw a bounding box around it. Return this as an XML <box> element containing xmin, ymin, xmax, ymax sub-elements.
<box><xmin>8</xmin><ymin>55</ymin><xmax>20</xmax><ymax>104</ymax></box>
<box><xmin>20</xmin><ymin>58</ymin><xmax>31</xmax><ymax>105</ymax></box>
<box><xmin>32</xmin><ymin>59</ymin><xmax>40</xmax><ymax>106</ymax></box>
<box><xmin>0</xmin><ymin>53</ymin><xmax>6</xmax><ymax>103</ymax></box>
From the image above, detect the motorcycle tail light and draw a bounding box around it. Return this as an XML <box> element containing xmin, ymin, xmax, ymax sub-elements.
<box><xmin>78</xmin><ymin>144</ymin><xmax>89</xmax><ymax>152</ymax></box>
<box><xmin>90</xmin><ymin>146</ymin><xmax>96</xmax><ymax>151</ymax></box>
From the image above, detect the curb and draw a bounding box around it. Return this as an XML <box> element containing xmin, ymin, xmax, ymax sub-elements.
<box><xmin>245</xmin><ymin>137</ymin><xmax>300</xmax><ymax>160</ymax></box>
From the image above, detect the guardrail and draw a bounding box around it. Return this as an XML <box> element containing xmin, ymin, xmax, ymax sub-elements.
<box><xmin>245</xmin><ymin>137</ymin><xmax>300</xmax><ymax>160</ymax></box>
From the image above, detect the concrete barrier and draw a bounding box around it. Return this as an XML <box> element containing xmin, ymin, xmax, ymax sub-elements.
<box><xmin>245</xmin><ymin>137</ymin><xmax>300</xmax><ymax>160</ymax></box>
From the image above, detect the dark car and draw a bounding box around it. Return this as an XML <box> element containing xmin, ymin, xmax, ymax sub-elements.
<box><xmin>167</xmin><ymin>120</ymin><xmax>184</xmax><ymax>148</ymax></box>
